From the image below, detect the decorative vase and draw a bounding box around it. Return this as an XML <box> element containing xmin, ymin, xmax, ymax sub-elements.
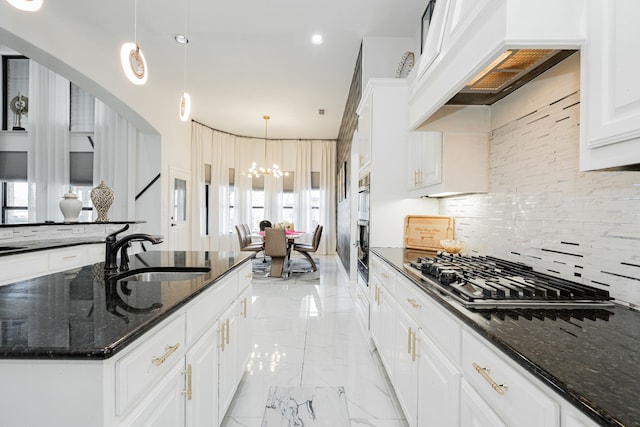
<box><xmin>90</xmin><ymin>180</ymin><xmax>114</xmax><ymax>222</ymax></box>
<box><xmin>59</xmin><ymin>189</ymin><xmax>83</xmax><ymax>222</ymax></box>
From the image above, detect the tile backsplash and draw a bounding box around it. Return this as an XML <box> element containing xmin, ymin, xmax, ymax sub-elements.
<box><xmin>440</xmin><ymin>91</ymin><xmax>640</xmax><ymax>309</ymax></box>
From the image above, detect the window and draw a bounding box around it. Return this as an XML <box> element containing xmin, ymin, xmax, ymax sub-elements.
<box><xmin>69</xmin><ymin>82</ymin><xmax>95</xmax><ymax>132</ymax></box>
<box><xmin>251</xmin><ymin>175</ymin><xmax>265</xmax><ymax>231</ymax></box>
<box><xmin>2</xmin><ymin>55</ymin><xmax>29</xmax><ymax>131</ymax></box>
<box><xmin>69</xmin><ymin>151</ymin><xmax>94</xmax><ymax>222</ymax></box>
<box><xmin>282</xmin><ymin>172</ymin><xmax>294</xmax><ymax>225</ymax></box>
<box><xmin>420</xmin><ymin>0</ymin><xmax>437</xmax><ymax>54</ymax></box>
<box><xmin>1</xmin><ymin>181</ymin><xmax>28</xmax><ymax>224</ymax></box>
<box><xmin>204</xmin><ymin>164</ymin><xmax>211</xmax><ymax>236</ymax></box>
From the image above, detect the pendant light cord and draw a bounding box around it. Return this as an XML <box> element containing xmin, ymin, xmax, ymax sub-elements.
<box><xmin>134</xmin><ymin>0</ymin><xmax>138</xmax><ymax>45</ymax></box>
<box><xmin>183</xmin><ymin>0</ymin><xmax>188</xmax><ymax>91</ymax></box>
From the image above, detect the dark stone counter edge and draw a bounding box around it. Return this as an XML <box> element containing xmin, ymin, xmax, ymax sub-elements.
<box><xmin>0</xmin><ymin>221</ymin><xmax>145</xmax><ymax>228</ymax></box>
<box><xmin>370</xmin><ymin>248</ymin><xmax>622</xmax><ymax>427</ymax></box>
<box><xmin>0</xmin><ymin>254</ymin><xmax>254</xmax><ymax>361</ymax></box>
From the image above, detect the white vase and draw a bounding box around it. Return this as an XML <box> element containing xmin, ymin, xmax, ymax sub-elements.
<box><xmin>59</xmin><ymin>189</ymin><xmax>82</xmax><ymax>222</ymax></box>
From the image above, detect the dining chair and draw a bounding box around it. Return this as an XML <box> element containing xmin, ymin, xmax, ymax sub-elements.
<box><xmin>293</xmin><ymin>225</ymin><xmax>323</xmax><ymax>271</ymax></box>
<box><xmin>264</xmin><ymin>227</ymin><xmax>288</xmax><ymax>277</ymax></box>
<box><xmin>235</xmin><ymin>225</ymin><xmax>263</xmax><ymax>256</ymax></box>
<box><xmin>259</xmin><ymin>220</ymin><xmax>272</xmax><ymax>231</ymax></box>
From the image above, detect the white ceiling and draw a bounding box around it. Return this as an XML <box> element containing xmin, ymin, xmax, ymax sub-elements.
<box><xmin>29</xmin><ymin>0</ymin><xmax>425</xmax><ymax>140</ymax></box>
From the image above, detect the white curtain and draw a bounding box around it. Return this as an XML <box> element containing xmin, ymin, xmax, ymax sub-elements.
<box><xmin>318</xmin><ymin>140</ymin><xmax>336</xmax><ymax>254</ymax></box>
<box><xmin>27</xmin><ymin>60</ymin><xmax>70</xmax><ymax>222</ymax></box>
<box><xmin>190</xmin><ymin>122</ymin><xmax>336</xmax><ymax>254</ymax></box>
<box><xmin>190</xmin><ymin>121</ymin><xmax>207</xmax><ymax>251</ymax></box>
<box><xmin>293</xmin><ymin>140</ymin><xmax>312</xmax><ymax>234</ymax></box>
<box><xmin>93</xmin><ymin>100</ymin><xmax>137</xmax><ymax>221</ymax></box>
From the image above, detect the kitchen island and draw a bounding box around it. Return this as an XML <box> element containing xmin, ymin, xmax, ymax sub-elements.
<box><xmin>371</xmin><ymin>247</ymin><xmax>639</xmax><ymax>427</ymax></box>
<box><xmin>0</xmin><ymin>250</ymin><xmax>254</xmax><ymax>426</ymax></box>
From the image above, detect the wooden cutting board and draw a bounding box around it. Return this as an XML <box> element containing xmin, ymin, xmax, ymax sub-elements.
<box><xmin>404</xmin><ymin>215</ymin><xmax>455</xmax><ymax>250</ymax></box>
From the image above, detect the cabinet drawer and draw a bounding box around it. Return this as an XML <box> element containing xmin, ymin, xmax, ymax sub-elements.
<box><xmin>0</xmin><ymin>252</ymin><xmax>48</xmax><ymax>284</ymax></box>
<box><xmin>396</xmin><ymin>275</ymin><xmax>461</xmax><ymax>365</ymax></box>
<box><xmin>186</xmin><ymin>274</ymin><xmax>238</xmax><ymax>346</ymax></box>
<box><xmin>370</xmin><ymin>254</ymin><xmax>383</xmax><ymax>279</ymax></box>
<box><xmin>115</xmin><ymin>314</ymin><xmax>186</xmax><ymax>415</ymax></box>
<box><xmin>462</xmin><ymin>329</ymin><xmax>559</xmax><ymax>427</ymax></box>
<box><xmin>48</xmin><ymin>247</ymin><xmax>84</xmax><ymax>272</ymax></box>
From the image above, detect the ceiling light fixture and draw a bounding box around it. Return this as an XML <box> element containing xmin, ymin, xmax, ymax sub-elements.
<box><xmin>120</xmin><ymin>0</ymin><xmax>148</xmax><ymax>85</ymax></box>
<box><xmin>178</xmin><ymin>0</ymin><xmax>191</xmax><ymax>121</ymax></box>
<box><xmin>6</xmin><ymin>0</ymin><xmax>42</xmax><ymax>11</ymax></box>
<box><xmin>311</xmin><ymin>34</ymin><xmax>323</xmax><ymax>45</ymax></box>
<box><xmin>244</xmin><ymin>115</ymin><xmax>288</xmax><ymax>179</ymax></box>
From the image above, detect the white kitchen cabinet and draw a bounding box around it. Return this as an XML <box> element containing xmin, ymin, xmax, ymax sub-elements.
<box><xmin>218</xmin><ymin>303</ymin><xmax>239</xmax><ymax>421</ymax></box>
<box><xmin>125</xmin><ymin>359</ymin><xmax>187</xmax><ymax>427</ymax></box>
<box><xmin>460</xmin><ymin>379</ymin><xmax>508</xmax><ymax>427</ymax></box>
<box><xmin>354</xmin><ymin>273</ymin><xmax>370</xmax><ymax>334</ymax></box>
<box><xmin>408</xmin><ymin>131</ymin><xmax>488</xmax><ymax>197</ymax></box>
<box><xmin>357</xmin><ymin>91</ymin><xmax>372</xmax><ymax>170</ymax></box>
<box><xmin>418</xmin><ymin>329</ymin><xmax>461</xmax><ymax>427</ymax></box>
<box><xmin>462</xmin><ymin>328</ymin><xmax>559</xmax><ymax>427</ymax></box>
<box><xmin>393</xmin><ymin>305</ymin><xmax>419</xmax><ymax>427</ymax></box>
<box><xmin>580</xmin><ymin>0</ymin><xmax>640</xmax><ymax>170</ymax></box>
<box><xmin>185</xmin><ymin>328</ymin><xmax>219</xmax><ymax>427</ymax></box>
<box><xmin>369</xmin><ymin>254</ymin><xmax>396</xmax><ymax>376</ymax></box>
<box><xmin>407</xmin><ymin>131</ymin><xmax>442</xmax><ymax>192</ymax></box>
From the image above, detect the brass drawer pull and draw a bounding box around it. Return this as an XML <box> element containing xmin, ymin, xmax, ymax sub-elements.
<box><xmin>473</xmin><ymin>362</ymin><xmax>508</xmax><ymax>395</ymax></box>
<box><xmin>182</xmin><ymin>363</ymin><xmax>193</xmax><ymax>400</ymax></box>
<box><xmin>407</xmin><ymin>298</ymin><xmax>421</xmax><ymax>309</ymax></box>
<box><xmin>411</xmin><ymin>329</ymin><xmax>417</xmax><ymax>362</ymax></box>
<box><xmin>151</xmin><ymin>343</ymin><xmax>180</xmax><ymax>366</ymax></box>
<box><xmin>242</xmin><ymin>297</ymin><xmax>248</xmax><ymax>318</ymax></box>
<box><xmin>219</xmin><ymin>324</ymin><xmax>225</xmax><ymax>351</ymax></box>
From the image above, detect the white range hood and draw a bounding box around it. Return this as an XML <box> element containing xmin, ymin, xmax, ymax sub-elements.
<box><xmin>409</xmin><ymin>0</ymin><xmax>586</xmax><ymax>131</ymax></box>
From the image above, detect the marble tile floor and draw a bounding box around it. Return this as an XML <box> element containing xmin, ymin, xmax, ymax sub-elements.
<box><xmin>221</xmin><ymin>254</ymin><xmax>409</xmax><ymax>427</ymax></box>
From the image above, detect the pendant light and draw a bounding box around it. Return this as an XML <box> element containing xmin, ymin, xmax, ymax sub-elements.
<box><xmin>120</xmin><ymin>0</ymin><xmax>148</xmax><ymax>85</ymax></box>
<box><xmin>178</xmin><ymin>0</ymin><xmax>191</xmax><ymax>121</ymax></box>
<box><xmin>244</xmin><ymin>116</ymin><xmax>288</xmax><ymax>179</ymax></box>
<box><xmin>6</xmin><ymin>0</ymin><xmax>42</xmax><ymax>11</ymax></box>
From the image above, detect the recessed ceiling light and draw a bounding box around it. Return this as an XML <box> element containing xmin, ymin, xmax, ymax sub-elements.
<box><xmin>311</xmin><ymin>34</ymin><xmax>323</xmax><ymax>45</ymax></box>
<box><xmin>174</xmin><ymin>34</ymin><xmax>189</xmax><ymax>44</ymax></box>
<box><xmin>6</xmin><ymin>0</ymin><xmax>42</xmax><ymax>11</ymax></box>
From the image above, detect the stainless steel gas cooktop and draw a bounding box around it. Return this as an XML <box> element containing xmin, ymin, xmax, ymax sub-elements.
<box><xmin>406</xmin><ymin>253</ymin><xmax>615</xmax><ymax>309</ymax></box>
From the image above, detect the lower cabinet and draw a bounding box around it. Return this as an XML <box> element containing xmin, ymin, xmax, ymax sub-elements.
<box><xmin>460</xmin><ymin>379</ymin><xmax>507</xmax><ymax>427</ymax></box>
<box><xmin>417</xmin><ymin>329</ymin><xmax>460</xmax><ymax>427</ymax></box>
<box><xmin>368</xmin><ymin>255</ymin><xmax>597</xmax><ymax>427</ymax></box>
<box><xmin>0</xmin><ymin>261</ymin><xmax>253</xmax><ymax>427</ymax></box>
<box><xmin>185</xmin><ymin>328</ymin><xmax>220</xmax><ymax>426</ymax></box>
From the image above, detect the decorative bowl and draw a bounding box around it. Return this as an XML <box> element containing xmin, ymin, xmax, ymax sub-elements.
<box><xmin>440</xmin><ymin>239</ymin><xmax>463</xmax><ymax>254</ymax></box>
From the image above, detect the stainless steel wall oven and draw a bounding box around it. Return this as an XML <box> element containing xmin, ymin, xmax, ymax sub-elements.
<box><xmin>357</xmin><ymin>173</ymin><xmax>370</xmax><ymax>284</ymax></box>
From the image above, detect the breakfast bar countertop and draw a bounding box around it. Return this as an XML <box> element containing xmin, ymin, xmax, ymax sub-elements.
<box><xmin>371</xmin><ymin>247</ymin><xmax>640</xmax><ymax>427</ymax></box>
<box><xmin>0</xmin><ymin>250</ymin><xmax>253</xmax><ymax>360</ymax></box>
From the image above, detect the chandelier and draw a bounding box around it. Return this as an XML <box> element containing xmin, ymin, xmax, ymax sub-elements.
<box><xmin>245</xmin><ymin>115</ymin><xmax>288</xmax><ymax>179</ymax></box>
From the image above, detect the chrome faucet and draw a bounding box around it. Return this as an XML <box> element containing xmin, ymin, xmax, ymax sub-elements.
<box><xmin>104</xmin><ymin>224</ymin><xmax>163</xmax><ymax>272</ymax></box>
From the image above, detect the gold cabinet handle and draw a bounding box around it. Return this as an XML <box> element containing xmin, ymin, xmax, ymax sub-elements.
<box><xmin>151</xmin><ymin>343</ymin><xmax>180</xmax><ymax>366</ymax></box>
<box><xmin>473</xmin><ymin>362</ymin><xmax>508</xmax><ymax>395</ymax></box>
<box><xmin>407</xmin><ymin>298</ymin><xmax>421</xmax><ymax>309</ymax></box>
<box><xmin>219</xmin><ymin>324</ymin><xmax>225</xmax><ymax>351</ymax></box>
<box><xmin>241</xmin><ymin>297</ymin><xmax>248</xmax><ymax>318</ymax></box>
<box><xmin>407</xmin><ymin>327</ymin><xmax>413</xmax><ymax>354</ymax></box>
<box><xmin>63</xmin><ymin>255</ymin><xmax>77</xmax><ymax>260</ymax></box>
<box><xmin>377</xmin><ymin>287</ymin><xmax>382</xmax><ymax>305</ymax></box>
<box><xmin>182</xmin><ymin>363</ymin><xmax>193</xmax><ymax>400</ymax></box>
<box><xmin>411</xmin><ymin>330</ymin><xmax>417</xmax><ymax>362</ymax></box>
<box><xmin>381</xmin><ymin>272</ymin><xmax>389</xmax><ymax>279</ymax></box>
<box><xmin>225</xmin><ymin>318</ymin><xmax>230</xmax><ymax>344</ymax></box>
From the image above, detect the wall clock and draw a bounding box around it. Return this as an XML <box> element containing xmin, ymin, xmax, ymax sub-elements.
<box><xmin>396</xmin><ymin>51</ymin><xmax>415</xmax><ymax>78</ymax></box>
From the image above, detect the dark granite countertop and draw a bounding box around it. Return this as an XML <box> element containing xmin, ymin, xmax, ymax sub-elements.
<box><xmin>371</xmin><ymin>247</ymin><xmax>640</xmax><ymax>427</ymax></box>
<box><xmin>0</xmin><ymin>221</ymin><xmax>144</xmax><ymax>228</ymax></box>
<box><xmin>0</xmin><ymin>250</ymin><xmax>253</xmax><ymax>359</ymax></box>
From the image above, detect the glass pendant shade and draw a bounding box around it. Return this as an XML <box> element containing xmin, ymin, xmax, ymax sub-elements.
<box><xmin>179</xmin><ymin>92</ymin><xmax>191</xmax><ymax>121</ymax></box>
<box><xmin>120</xmin><ymin>42</ymin><xmax>148</xmax><ymax>85</ymax></box>
<box><xmin>6</xmin><ymin>0</ymin><xmax>42</xmax><ymax>11</ymax></box>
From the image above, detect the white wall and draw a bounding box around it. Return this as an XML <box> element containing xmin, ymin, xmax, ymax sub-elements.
<box><xmin>439</xmin><ymin>53</ymin><xmax>640</xmax><ymax>308</ymax></box>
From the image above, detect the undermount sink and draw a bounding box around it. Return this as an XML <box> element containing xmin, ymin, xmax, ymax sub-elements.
<box><xmin>0</xmin><ymin>246</ymin><xmax>26</xmax><ymax>251</ymax></box>
<box><xmin>119</xmin><ymin>269</ymin><xmax>210</xmax><ymax>282</ymax></box>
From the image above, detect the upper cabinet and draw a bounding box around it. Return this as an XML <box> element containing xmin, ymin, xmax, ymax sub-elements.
<box><xmin>409</xmin><ymin>0</ymin><xmax>586</xmax><ymax>130</ymax></box>
<box><xmin>580</xmin><ymin>0</ymin><xmax>640</xmax><ymax>170</ymax></box>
